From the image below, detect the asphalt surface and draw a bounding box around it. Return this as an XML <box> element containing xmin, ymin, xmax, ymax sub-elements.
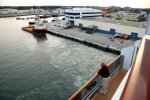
<box><xmin>82</xmin><ymin>17</ymin><xmax>147</xmax><ymax>28</ymax></box>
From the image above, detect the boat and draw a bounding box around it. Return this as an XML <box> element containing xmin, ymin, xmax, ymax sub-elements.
<box><xmin>43</xmin><ymin>20</ymin><xmax>48</xmax><ymax>23</ymax></box>
<box><xmin>69</xmin><ymin>13</ymin><xmax>150</xmax><ymax>100</ymax></box>
<box><xmin>22</xmin><ymin>15</ymin><xmax>47</xmax><ymax>34</ymax></box>
<box><xmin>51</xmin><ymin>18</ymin><xmax>59</xmax><ymax>22</ymax></box>
<box><xmin>22</xmin><ymin>25</ymin><xmax>47</xmax><ymax>34</ymax></box>
<box><xmin>22</xmin><ymin>26</ymin><xmax>33</xmax><ymax>33</ymax></box>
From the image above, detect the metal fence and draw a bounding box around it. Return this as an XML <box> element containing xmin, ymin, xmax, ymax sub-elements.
<box><xmin>69</xmin><ymin>55</ymin><xmax>124</xmax><ymax>100</ymax></box>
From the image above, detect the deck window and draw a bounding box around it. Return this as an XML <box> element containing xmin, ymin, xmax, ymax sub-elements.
<box><xmin>82</xmin><ymin>15</ymin><xmax>101</xmax><ymax>18</ymax></box>
<box><xmin>65</xmin><ymin>12</ymin><xmax>80</xmax><ymax>15</ymax></box>
<box><xmin>82</xmin><ymin>12</ymin><xmax>101</xmax><ymax>14</ymax></box>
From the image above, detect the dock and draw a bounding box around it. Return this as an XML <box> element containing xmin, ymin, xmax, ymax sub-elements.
<box><xmin>46</xmin><ymin>21</ymin><xmax>135</xmax><ymax>53</ymax></box>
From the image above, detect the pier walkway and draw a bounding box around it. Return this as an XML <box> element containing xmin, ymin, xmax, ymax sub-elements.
<box><xmin>47</xmin><ymin>22</ymin><xmax>134</xmax><ymax>51</ymax></box>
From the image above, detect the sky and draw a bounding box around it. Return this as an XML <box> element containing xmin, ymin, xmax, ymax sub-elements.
<box><xmin>0</xmin><ymin>0</ymin><xmax>150</xmax><ymax>8</ymax></box>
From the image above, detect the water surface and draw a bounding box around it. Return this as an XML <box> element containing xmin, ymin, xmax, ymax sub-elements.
<box><xmin>0</xmin><ymin>17</ymin><xmax>117</xmax><ymax>100</ymax></box>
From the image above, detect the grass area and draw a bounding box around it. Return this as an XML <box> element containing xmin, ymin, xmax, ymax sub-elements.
<box><xmin>127</xmin><ymin>18</ymin><xmax>146</xmax><ymax>22</ymax></box>
<box><xmin>115</xmin><ymin>17</ymin><xmax>122</xmax><ymax>20</ymax></box>
<box><xmin>126</xmin><ymin>19</ymin><xmax>139</xmax><ymax>22</ymax></box>
<box><xmin>105</xmin><ymin>15</ymin><xmax>112</xmax><ymax>17</ymax></box>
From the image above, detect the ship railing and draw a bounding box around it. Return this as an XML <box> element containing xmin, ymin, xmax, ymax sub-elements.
<box><xmin>69</xmin><ymin>55</ymin><xmax>124</xmax><ymax>100</ymax></box>
<box><xmin>120</xmin><ymin>35</ymin><xmax>150</xmax><ymax>100</ymax></box>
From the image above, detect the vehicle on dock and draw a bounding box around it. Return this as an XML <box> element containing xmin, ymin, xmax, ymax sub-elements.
<box><xmin>52</xmin><ymin>18</ymin><xmax>59</xmax><ymax>22</ymax></box>
<box><xmin>85</xmin><ymin>29</ymin><xmax>93</xmax><ymax>34</ymax></box>
<box><xmin>43</xmin><ymin>20</ymin><xmax>48</xmax><ymax>23</ymax></box>
<box><xmin>62</xmin><ymin>18</ymin><xmax>65</xmax><ymax>20</ymax></box>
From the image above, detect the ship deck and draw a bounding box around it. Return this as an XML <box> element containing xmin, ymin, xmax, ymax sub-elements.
<box><xmin>92</xmin><ymin>69</ymin><xmax>127</xmax><ymax>100</ymax></box>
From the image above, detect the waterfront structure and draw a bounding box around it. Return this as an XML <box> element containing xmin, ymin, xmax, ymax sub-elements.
<box><xmin>0</xmin><ymin>8</ymin><xmax>46</xmax><ymax>15</ymax></box>
<box><xmin>17</xmin><ymin>8</ymin><xmax>44</xmax><ymax>14</ymax></box>
<box><xmin>65</xmin><ymin>8</ymin><xmax>102</xmax><ymax>25</ymax></box>
<box><xmin>0</xmin><ymin>8</ymin><xmax>18</xmax><ymax>14</ymax></box>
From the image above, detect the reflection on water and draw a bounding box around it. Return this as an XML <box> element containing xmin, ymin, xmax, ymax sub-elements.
<box><xmin>32</xmin><ymin>33</ymin><xmax>47</xmax><ymax>42</ymax></box>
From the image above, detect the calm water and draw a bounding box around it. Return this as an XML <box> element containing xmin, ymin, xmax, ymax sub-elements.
<box><xmin>0</xmin><ymin>17</ymin><xmax>117</xmax><ymax>100</ymax></box>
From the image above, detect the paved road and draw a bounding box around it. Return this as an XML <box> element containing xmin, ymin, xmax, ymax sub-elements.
<box><xmin>82</xmin><ymin>17</ymin><xmax>147</xmax><ymax>28</ymax></box>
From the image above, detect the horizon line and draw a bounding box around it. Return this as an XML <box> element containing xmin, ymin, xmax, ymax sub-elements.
<box><xmin>0</xmin><ymin>5</ymin><xmax>150</xmax><ymax>9</ymax></box>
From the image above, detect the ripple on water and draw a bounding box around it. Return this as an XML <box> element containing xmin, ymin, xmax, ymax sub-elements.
<box><xmin>0</xmin><ymin>17</ymin><xmax>118</xmax><ymax>100</ymax></box>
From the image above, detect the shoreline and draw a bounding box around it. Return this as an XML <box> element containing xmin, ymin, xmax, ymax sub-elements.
<box><xmin>0</xmin><ymin>13</ymin><xmax>63</xmax><ymax>18</ymax></box>
<box><xmin>47</xmin><ymin>30</ymin><xmax>121</xmax><ymax>54</ymax></box>
<box><xmin>0</xmin><ymin>14</ymin><xmax>36</xmax><ymax>18</ymax></box>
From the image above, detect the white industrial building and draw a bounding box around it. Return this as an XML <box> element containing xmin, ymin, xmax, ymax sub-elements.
<box><xmin>65</xmin><ymin>8</ymin><xmax>102</xmax><ymax>25</ymax></box>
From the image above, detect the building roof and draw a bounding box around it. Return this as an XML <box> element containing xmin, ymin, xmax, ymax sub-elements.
<box><xmin>65</xmin><ymin>8</ymin><xmax>102</xmax><ymax>13</ymax></box>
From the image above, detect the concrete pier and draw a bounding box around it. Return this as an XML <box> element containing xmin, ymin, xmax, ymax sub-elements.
<box><xmin>46</xmin><ymin>22</ymin><xmax>135</xmax><ymax>54</ymax></box>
